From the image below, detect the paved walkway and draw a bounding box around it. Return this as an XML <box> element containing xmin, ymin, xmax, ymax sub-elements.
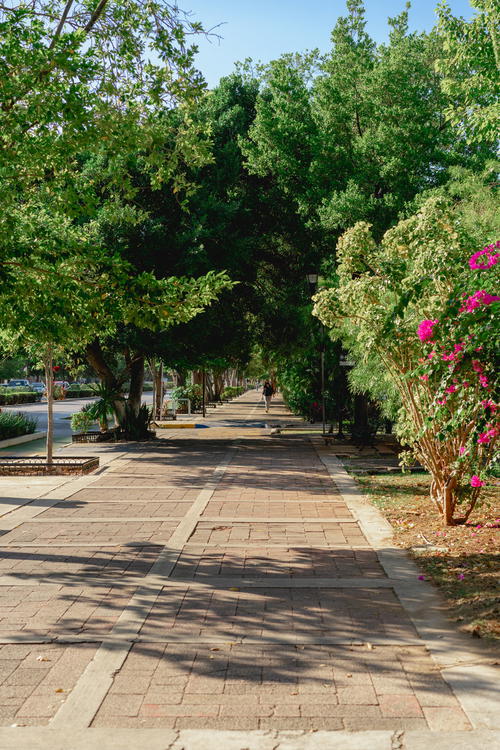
<box><xmin>0</xmin><ymin>391</ymin><xmax>498</xmax><ymax>749</ymax></box>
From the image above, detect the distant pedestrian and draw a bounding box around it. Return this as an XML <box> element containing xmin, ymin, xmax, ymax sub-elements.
<box><xmin>262</xmin><ymin>380</ymin><xmax>274</xmax><ymax>413</ymax></box>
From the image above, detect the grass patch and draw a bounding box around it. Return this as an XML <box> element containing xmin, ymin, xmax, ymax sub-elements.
<box><xmin>357</xmin><ymin>472</ymin><xmax>500</xmax><ymax>642</ymax></box>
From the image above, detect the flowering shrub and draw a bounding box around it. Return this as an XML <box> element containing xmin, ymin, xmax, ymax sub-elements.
<box><xmin>313</xmin><ymin>197</ymin><xmax>499</xmax><ymax>525</ymax></box>
<box><xmin>413</xmin><ymin>239</ymin><xmax>499</xmax><ymax>522</ymax></box>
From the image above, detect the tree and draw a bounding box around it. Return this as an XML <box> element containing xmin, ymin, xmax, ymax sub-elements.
<box><xmin>313</xmin><ymin>197</ymin><xmax>499</xmax><ymax>525</ymax></box>
<box><xmin>0</xmin><ymin>204</ymin><xmax>232</xmax><ymax>461</ymax></box>
<box><xmin>436</xmin><ymin>0</ymin><xmax>500</xmax><ymax>144</ymax></box>
<box><xmin>0</xmin><ymin>0</ymin><xmax>209</xmax><ymax>220</ymax></box>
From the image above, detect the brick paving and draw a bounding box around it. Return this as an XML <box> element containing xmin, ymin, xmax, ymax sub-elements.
<box><xmin>0</xmin><ymin>390</ymin><xmax>477</xmax><ymax>733</ymax></box>
<box><xmin>171</xmin><ymin>547</ymin><xmax>385</xmax><ymax>579</ymax></box>
<box><xmin>0</xmin><ymin>643</ymin><xmax>96</xmax><ymax>725</ymax></box>
<box><xmin>91</xmin><ymin>643</ymin><xmax>469</xmax><ymax>731</ymax></box>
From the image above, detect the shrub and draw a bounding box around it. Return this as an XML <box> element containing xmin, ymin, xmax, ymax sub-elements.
<box><xmin>0</xmin><ymin>411</ymin><xmax>38</xmax><ymax>440</ymax></box>
<box><xmin>71</xmin><ymin>404</ymin><xmax>96</xmax><ymax>433</ymax></box>
<box><xmin>222</xmin><ymin>386</ymin><xmax>245</xmax><ymax>399</ymax></box>
<box><xmin>171</xmin><ymin>384</ymin><xmax>203</xmax><ymax>411</ymax></box>
<box><xmin>0</xmin><ymin>388</ymin><xmax>39</xmax><ymax>405</ymax></box>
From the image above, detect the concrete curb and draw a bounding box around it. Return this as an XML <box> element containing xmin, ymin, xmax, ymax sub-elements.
<box><xmin>0</xmin><ymin>430</ymin><xmax>46</xmax><ymax>449</ymax></box>
<box><xmin>1</xmin><ymin>728</ymin><xmax>499</xmax><ymax>750</ymax></box>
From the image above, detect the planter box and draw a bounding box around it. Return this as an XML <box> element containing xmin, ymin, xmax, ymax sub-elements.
<box><xmin>0</xmin><ymin>431</ymin><xmax>47</xmax><ymax>450</ymax></box>
<box><xmin>0</xmin><ymin>456</ymin><xmax>99</xmax><ymax>476</ymax></box>
<box><xmin>72</xmin><ymin>431</ymin><xmax>113</xmax><ymax>443</ymax></box>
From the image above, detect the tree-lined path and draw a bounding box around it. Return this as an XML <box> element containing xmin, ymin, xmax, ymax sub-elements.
<box><xmin>0</xmin><ymin>391</ymin><xmax>498</xmax><ymax>749</ymax></box>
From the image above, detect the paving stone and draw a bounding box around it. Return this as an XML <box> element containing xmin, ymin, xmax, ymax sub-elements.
<box><xmin>422</xmin><ymin>706</ymin><xmax>472</xmax><ymax>731</ymax></box>
<box><xmin>378</xmin><ymin>694</ymin><xmax>423</xmax><ymax>717</ymax></box>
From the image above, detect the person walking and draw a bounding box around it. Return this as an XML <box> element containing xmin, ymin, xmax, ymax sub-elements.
<box><xmin>262</xmin><ymin>380</ymin><xmax>274</xmax><ymax>413</ymax></box>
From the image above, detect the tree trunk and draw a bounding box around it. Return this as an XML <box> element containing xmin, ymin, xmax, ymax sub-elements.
<box><xmin>352</xmin><ymin>394</ymin><xmax>371</xmax><ymax>445</ymax></box>
<box><xmin>128</xmin><ymin>355</ymin><xmax>145</xmax><ymax>417</ymax></box>
<box><xmin>154</xmin><ymin>361</ymin><xmax>163</xmax><ymax>420</ymax></box>
<box><xmin>43</xmin><ymin>350</ymin><xmax>54</xmax><ymax>466</ymax></box>
<box><xmin>213</xmin><ymin>372</ymin><xmax>224</xmax><ymax>401</ymax></box>
<box><xmin>430</xmin><ymin>475</ymin><xmax>458</xmax><ymax>526</ymax></box>
<box><xmin>172</xmin><ymin>370</ymin><xmax>186</xmax><ymax>387</ymax></box>
<box><xmin>85</xmin><ymin>341</ymin><xmax>125</xmax><ymax>425</ymax></box>
<box><xmin>192</xmin><ymin>370</ymin><xmax>203</xmax><ymax>386</ymax></box>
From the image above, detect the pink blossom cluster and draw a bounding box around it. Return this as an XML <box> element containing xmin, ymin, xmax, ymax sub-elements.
<box><xmin>460</xmin><ymin>290</ymin><xmax>500</xmax><ymax>313</ymax></box>
<box><xmin>477</xmin><ymin>425</ymin><xmax>499</xmax><ymax>444</ymax></box>
<box><xmin>481</xmin><ymin>399</ymin><xmax>497</xmax><ymax>412</ymax></box>
<box><xmin>441</xmin><ymin>343</ymin><xmax>465</xmax><ymax>361</ymax></box>
<box><xmin>417</xmin><ymin>319</ymin><xmax>438</xmax><ymax>342</ymax></box>
<box><xmin>469</xmin><ymin>242</ymin><xmax>500</xmax><ymax>270</ymax></box>
<box><xmin>470</xmin><ymin>475</ymin><xmax>484</xmax><ymax>488</ymax></box>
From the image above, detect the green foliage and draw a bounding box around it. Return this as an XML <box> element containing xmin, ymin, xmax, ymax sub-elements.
<box><xmin>0</xmin><ymin>388</ymin><xmax>40</xmax><ymax>405</ymax></box>
<box><xmin>70</xmin><ymin>405</ymin><xmax>96</xmax><ymax>434</ymax></box>
<box><xmin>119</xmin><ymin>402</ymin><xmax>153</xmax><ymax>441</ymax></box>
<box><xmin>313</xmin><ymin>196</ymin><xmax>499</xmax><ymax>523</ymax></box>
<box><xmin>436</xmin><ymin>0</ymin><xmax>499</xmax><ymax>144</ymax></box>
<box><xmin>221</xmin><ymin>386</ymin><xmax>245</xmax><ymax>399</ymax></box>
<box><xmin>0</xmin><ymin>356</ymin><xmax>26</xmax><ymax>381</ymax></box>
<box><xmin>171</xmin><ymin>384</ymin><xmax>203</xmax><ymax>411</ymax></box>
<box><xmin>85</xmin><ymin>383</ymin><xmax>124</xmax><ymax>431</ymax></box>
<box><xmin>0</xmin><ymin>411</ymin><xmax>38</xmax><ymax>440</ymax></box>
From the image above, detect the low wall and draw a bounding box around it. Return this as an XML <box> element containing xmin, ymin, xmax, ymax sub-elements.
<box><xmin>0</xmin><ymin>431</ymin><xmax>47</xmax><ymax>450</ymax></box>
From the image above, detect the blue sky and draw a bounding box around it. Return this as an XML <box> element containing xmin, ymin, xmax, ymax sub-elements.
<box><xmin>184</xmin><ymin>0</ymin><xmax>476</xmax><ymax>88</ymax></box>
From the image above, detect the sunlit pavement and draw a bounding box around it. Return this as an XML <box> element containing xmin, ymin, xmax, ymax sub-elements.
<box><xmin>0</xmin><ymin>390</ymin><xmax>497</xmax><ymax>749</ymax></box>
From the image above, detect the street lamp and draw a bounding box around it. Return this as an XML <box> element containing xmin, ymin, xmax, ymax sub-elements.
<box><xmin>306</xmin><ymin>272</ymin><xmax>326</xmax><ymax>436</ymax></box>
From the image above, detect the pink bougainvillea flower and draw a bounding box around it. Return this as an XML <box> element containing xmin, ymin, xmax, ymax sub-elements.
<box><xmin>437</xmin><ymin>398</ymin><xmax>447</xmax><ymax>405</ymax></box>
<box><xmin>417</xmin><ymin>319</ymin><xmax>438</xmax><ymax>342</ymax></box>
<box><xmin>469</xmin><ymin>244</ymin><xmax>500</xmax><ymax>270</ymax></box>
<box><xmin>470</xmin><ymin>475</ymin><xmax>485</xmax><ymax>488</ymax></box>
<box><xmin>457</xmin><ymin>574</ymin><xmax>465</xmax><ymax>580</ymax></box>
<box><xmin>428</xmin><ymin>351</ymin><xmax>436</xmax><ymax>360</ymax></box>
<box><xmin>459</xmin><ymin>446</ymin><xmax>466</xmax><ymax>455</ymax></box>
<box><xmin>446</xmin><ymin>385</ymin><xmax>457</xmax><ymax>394</ymax></box>
<box><xmin>472</xmin><ymin>360</ymin><xmax>484</xmax><ymax>373</ymax></box>
<box><xmin>418</xmin><ymin>575</ymin><xmax>426</xmax><ymax>581</ymax></box>
<box><xmin>479</xmin><ymin>375</ymin><xmax>489</xmax><ymax>388</ymax></box>
<box><xmin>460</xmin><ymin>290</ymin><xmax>500</xmax><ymax>313</ymax></box>
<box><xmin>420</xmin><ymin>374</ymin><xmax>429</xmax><ymax>381</ymax></box>
<box><xmin>481</xmin><ymin>400</ymin><xmax>497</xmax><ymax>412</ymax></box>
<box><xmin>477</xmin><ymin>426</ymin><xmax>498</xmax><ymax>444</ymax></box>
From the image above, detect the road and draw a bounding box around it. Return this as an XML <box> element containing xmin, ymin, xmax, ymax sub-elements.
<box><xmin>0</xmin><ymin>393</ymin><xmax>153</xmax><ymax>455</ymax></box>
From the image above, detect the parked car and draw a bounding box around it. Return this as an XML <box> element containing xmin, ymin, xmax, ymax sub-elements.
<box><xmin>30</xmin><ymin>383</ymin><xmax>45</xmax><ymax>393</ymax></box>
<box><xmin>6</xmin><ymin>379</ymin><xmax>30</xmax><ymax>388</ymax></box>
<box><xmin>54</xmin><ymin>381</ymin><xmax>70</xmax><ymax>389</ymax></box>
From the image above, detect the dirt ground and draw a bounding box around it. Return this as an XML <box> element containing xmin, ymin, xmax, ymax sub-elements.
<box><xmin>356</xmin><ymin>472</ymin><xmax>500</xmax><ymax>643</ymax></box>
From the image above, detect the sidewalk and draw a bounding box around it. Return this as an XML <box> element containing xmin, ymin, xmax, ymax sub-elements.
<box><xmin>0</xmin><ymin>390</ymin><xmax>498</xmax><ymax>749</ymax></box>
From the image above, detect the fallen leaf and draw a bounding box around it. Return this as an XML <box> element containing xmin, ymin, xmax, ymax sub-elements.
<box><xmin>229</xmin><ymin>587</ymin><xmax>240</xmax><ymax>592</ymax></box>
<box><xmin>55</xmin><ymin>689</ymin><xmax>64</xmax><ymax>693</ymax></box>
<box><xmin>36</xmin><ymin>656</ymin><xmax>50</xmax><ymax>662</ymax></box>
<box><xmin>365</xmin><ymin>642</ymin><xmax>374</xmax><ymax>650</ymax></box>
<box><xmin>210</xmin><ymin>648</ymin><xmax>220</xmax><ymax>652</ymax></box>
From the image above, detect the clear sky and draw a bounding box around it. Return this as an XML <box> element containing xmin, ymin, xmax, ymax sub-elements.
<box><xmin>184</xmin><ymin>0</ymin><xmax>476</xmax><ymax>88</ymax></box>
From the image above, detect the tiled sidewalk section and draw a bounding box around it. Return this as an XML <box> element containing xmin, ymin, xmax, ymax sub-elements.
<box><xmin>137</xmin><ymin>586</ymin><xmax>418</xmax><ymax>641</ymax></box>
<box><xmin>0</xmin><ymin>583</ymin><xmax>137</xmax><ymax>638</ymax></box>
<box><xmin>0</xmin><ymin>391</ymin><xmax>482</xmax><ymax>735</ymax></box>
<box><xmin>171</xmin><ymin>546</ymin><xmax>384</xmax><ymax>579</ymax></box>
<box><xmin>0</xmin><ymin>643</ymin><xmax>97</xmax><ymax>725</ymax></box>
<box><xmin>92</xmin><ymin>642</ymin><xmax>471</xmax><ymax>731</ymax></box>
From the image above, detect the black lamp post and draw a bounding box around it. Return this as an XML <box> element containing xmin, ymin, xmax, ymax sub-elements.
<box><xmin>306</xmin><ymin>272</ymin><xmax>326</xmax><ymax>437</ymax></box>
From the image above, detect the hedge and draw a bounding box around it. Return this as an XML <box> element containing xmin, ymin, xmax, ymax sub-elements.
<box><xmin>0</xmin><ymin>411</ymin><xmax>38</xmax><ymax>440</ymax></box>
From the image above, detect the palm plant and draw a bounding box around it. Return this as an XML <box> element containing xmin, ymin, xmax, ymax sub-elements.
<box><xmin>87</xmin><ymin>383</ymin><xmax>124</xmax><ymax>432</ymax></box>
